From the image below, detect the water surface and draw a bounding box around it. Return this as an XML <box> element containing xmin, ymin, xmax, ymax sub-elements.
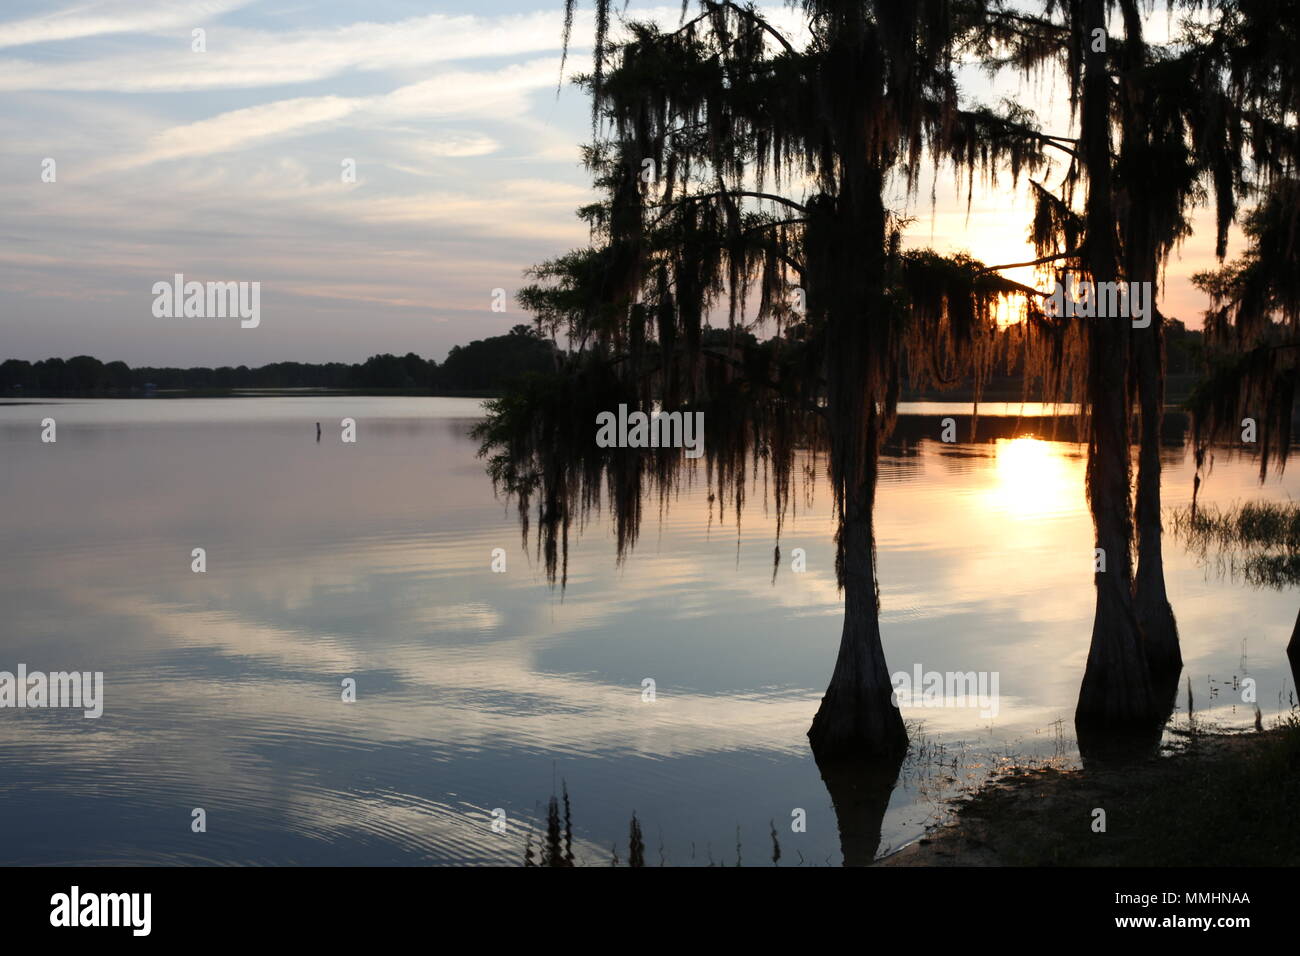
<box><xmin>0</xmin><ymin>396</ymin><xmax>1294</xmax><ymax>865</ymax></box>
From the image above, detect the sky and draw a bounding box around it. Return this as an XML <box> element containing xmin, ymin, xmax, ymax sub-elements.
<box><xmin>0</xmin><ymin>0</ymin><xmax>1240</xmax><ymax>367</ymax></box>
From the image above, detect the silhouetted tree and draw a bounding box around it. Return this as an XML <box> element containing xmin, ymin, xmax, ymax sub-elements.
<box><xmin>965</xmin><ymin>0</ymin><xmax>1293</xmax><ymax>744</ymax></box>
<box><xmin>480</xmin><ymin>0</ymin><xmax>1045</xmax><ymax>761</ymax></box>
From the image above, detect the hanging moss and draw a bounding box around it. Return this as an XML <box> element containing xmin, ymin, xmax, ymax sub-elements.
<box><xmin>479</xmin><ymin>2</ymin><xmax>1063</xmax><ymax>593</ymax></box>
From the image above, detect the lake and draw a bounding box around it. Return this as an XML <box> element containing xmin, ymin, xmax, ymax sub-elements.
<box><xmin>0</xmin><ymin>396</ymin><xmax>1295</xmax><ymax>865</ymax></box>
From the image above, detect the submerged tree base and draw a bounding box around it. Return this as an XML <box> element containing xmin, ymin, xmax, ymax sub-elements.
<box><xmin>1074</xmin><ymin>587</ymin><xmax>1165</xmax><ymax>759</ymax></box>
<box><xmin>1136</xmin><ymin>596</ymin><xmax>1183</xmax><ymax>679</ymax></box>
<box><xmin>1074</xmin><ymin>718</ymin><xmax>1167</xmax><ymax>766</ymax></box>
<box><xmin>808</xmin><ymin>689</ymin><xmax>908</xmax><ymax>763</ymax></box>
<box><xmin>1075</xmin><ymin>670</ymin><xmax>1176</xmax><ymax>766</ymax></box>
<box><xmin>1075</xmin><ymin>679</ymin><xmax>1171</xmax><ymax>765</ymax></box>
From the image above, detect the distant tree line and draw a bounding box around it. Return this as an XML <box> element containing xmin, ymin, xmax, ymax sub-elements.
<box><xmin>0</xmin><ymin>319</ymin><xmax>1205</xmax><ymax>397</ymax></box>
<box><xmin>0</xmin><ymin>325</ymin><xmax>560</xmax><ymax>395</ymax></box>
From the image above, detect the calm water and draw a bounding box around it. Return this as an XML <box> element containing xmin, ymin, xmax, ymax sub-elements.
<box><xmin>0</xmin><ymin>396</ymin><xmax>1295</xmax><ymax>865</ymax></box>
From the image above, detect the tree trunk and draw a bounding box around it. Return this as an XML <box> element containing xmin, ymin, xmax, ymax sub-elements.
<box><xmin>1075</xmin><ymin>0</ymin><xmax>1157</xmax><ymax>739</ymax></box>
<box><xmin>806</xmin><ymin>158</ymin><xmax>908</xmax><ymax>761</ymax></box>
<box><xmin>1078</xmin><ymin>324</ymin><xmax>1156</xmax><ymax>735</ymax></box>
<box><xmin>1289</xmin><ymin>607</ymin><xmax>1300</xmax><ymax>694</ymax></box>
<box><xmin>1133</xmin><ymin>310</ymin><xmax>1181</xmax><ymax>677</ymax></box>
<box><xmin>1116</xmin><ymin>0</ymin><xmax>1181</xmax><ymax>680</ymax></box>
<box><xmin>808</xmin><ymin>481</ymin><xmax>909</xmax><ymax>761</ymax></box>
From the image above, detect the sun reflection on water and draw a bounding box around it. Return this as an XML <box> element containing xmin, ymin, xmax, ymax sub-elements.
<box><xmin>985</xmin><ymin>436</ymin><xmax>1083</xmax><ymax>521</ymax></box>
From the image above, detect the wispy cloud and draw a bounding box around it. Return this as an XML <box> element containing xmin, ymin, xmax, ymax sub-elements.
<box><xmin>0</xmin><ymin>0</ymin><xmax>256</xmax><ymax>49</ymax></box>
<box><xmin>104</xmin><ymin>95</ymin><xmax>361</xmax><ymax>170</ymax></box>
<box><xmin>0</xmin><ymin>5</ymin><xmax>810</xmax><ymax>94</ymax></box>
<box><xmin>0</xmin><ymin>11</ymin><xmax>578</xmax><ymax>92</ymax></box>
<box><xmin>88</xmin><ymin>57</ymin><xmax>562</xmax><ymax>172</ymax></box>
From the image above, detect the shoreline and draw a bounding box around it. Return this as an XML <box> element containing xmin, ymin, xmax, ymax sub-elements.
<box><xmin>877</xmin><ymin>722</ymin><xmax>1300</xmax><ymax>866</ymax></box>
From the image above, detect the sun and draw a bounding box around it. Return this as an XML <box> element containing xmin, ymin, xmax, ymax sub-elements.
<box><xmin>984</xmin><ymin>436</ymin><xmax>1082</xmax><ymax>520</ymax></box>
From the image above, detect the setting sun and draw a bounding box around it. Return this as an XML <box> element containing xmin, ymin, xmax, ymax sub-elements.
<box><xmin>984</xmin><ymin>436</ymin><xmax>1083</xmax><ymax>520</ymax></box>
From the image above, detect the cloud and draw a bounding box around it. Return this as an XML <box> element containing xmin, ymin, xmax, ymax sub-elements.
<box><xmin>0</xmin><ymin>5</ymin><xmax>809</xmax><ymax>93</ymax></box>
<box><xmin>92</xmin><ymin>58</ymin><xmax>562</xmax><ymax>172</ymax></box>
<box><xmin>107</xmin><ymin>95</ymin><xmax>361</xmax><ymax>170</ymax></box>
<box><xmin>0</xmin><ymin>0</ymin><xmax>255</xmax><ymax>48</ymax></box>
<box><xmin>370</xmin><ymin>60</ymin><xmax>561</xmax><ymax>120</ymax></box>
<box><xmin>410</xmin><ymin>134</ymin><xmax>501</xmax><ymax>160</ymax></box>
<box><xmin>0</xmin><ymin>11</ymin><xmax>578</xmax><ymax>93</ymax></box>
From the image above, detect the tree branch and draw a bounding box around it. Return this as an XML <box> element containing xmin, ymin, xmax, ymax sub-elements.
<box><xmin>977</xmin><ymin>249</ymin><xmax>1082</xmax><ymax>275</ymax></box>
<box><xmin>988</xmin><ymin>118</ymin><xmax>1079</xmax><ymax>159</ymax></box>
<box><xmin>742</xmin><ymin>217</ymin><xmax>806</xmax><ymax>235</ymax></box>
<box><xmin>652</xmin><ymin>190</ymin><xmax>808</xmax><ymax>214</ymax></box>
<box><xmin>702</xmin><ymin>1</ymin><xmax>797</xmax><ymax>57</ymax></box>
